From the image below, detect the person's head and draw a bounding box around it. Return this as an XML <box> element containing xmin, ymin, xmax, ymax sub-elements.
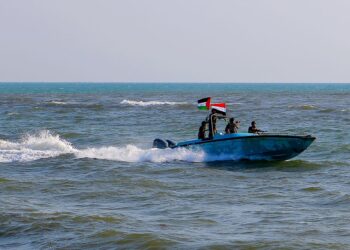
<box><xmin>211</xmin><ymin>109</ymin><xmax>216</xmax><ymax>114</ymax></box>
<box><xmin>201</xmin><ymin>121</ymin><xmax>206</xmax><ymax>126</ymax></box>
<box><xmin>229</xmin><ymin>118</ymin><xmax>234</xmax><ymax>123</ymax></box>
<box><xmin>251</xmin><ymin>121</ymin><xmax>256</xmax><ymax>126</ymax></box>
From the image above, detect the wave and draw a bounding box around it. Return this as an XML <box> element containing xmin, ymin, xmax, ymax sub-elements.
<box><xmin>318</xmin><ymin>108</ymin><xmax>336</xmax><ymax>113</ymax></box>
<box><xmin>120</xmin><ymin>99</ymin><xmax>188</xmax><ymax>107</ymax></box>
<box><xmin>323</xmin><ymin>194</ymin><xmax>350</xmax><ymax>206</ymax></box>
<box><xmin>47</xmin><ymin>100</ymin><xmax>68</xmax><ymax>105</ymax></box>
<box><xmin>288</xmin><ymin>104</ymin><xmax>317</xmax><ymax>110</ymax></box>
<box><xmin>6</xmin><ymin>112</ymin><xmax>20</xmax><ymax>116</ymax></box>
<box><xmin>0</xmin><ymin>131</ymin><xmax>75</xmax><ymax>163</ymax></box>
<box><xmin>287</xmin><ymin>104</ymin><xmax>347</xmax><ymax>113</ymax></box>
<box><xmin>44</xmin><ymin>101</ymin><xmax>104</xmax><ymax>110</ymax></box>
<box><xmin>227</xmin><ymin>102</ymin><xmax>243</xmax><ymax>105</ymax></box>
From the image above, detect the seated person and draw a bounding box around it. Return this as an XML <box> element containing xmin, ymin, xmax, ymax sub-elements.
<box><xmin>198</xmin><ymin>121</ymin><xmax>206</xmax><ymax>139</ymax></box>
<box><xmin>248</xmin><ymin>121</ymin><xmax>263</xmax><ymax>134</ymax></box>
<box><xmin>225</xmin><ymin>117</ymin><xmax>240</xmax><ymax>134</ymax></box>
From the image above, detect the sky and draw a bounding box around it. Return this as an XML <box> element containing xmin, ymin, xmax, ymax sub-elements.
<box><xmin>0</xmin><ymin>0</ymin><xmax>349</xmax><ymax>83</ymax></box>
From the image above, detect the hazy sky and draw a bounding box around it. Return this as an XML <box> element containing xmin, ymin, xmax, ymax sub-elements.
<box><xmin>0</xmin><ymin>0</ymin><xmax>349</xmax><ymax>82</ymax></box>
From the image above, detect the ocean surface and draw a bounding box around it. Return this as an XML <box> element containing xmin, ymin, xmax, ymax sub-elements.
<box><xmin>0</xmin><ymin>83</ymin><xmax>349</xmax><ymax>249</ymax></box>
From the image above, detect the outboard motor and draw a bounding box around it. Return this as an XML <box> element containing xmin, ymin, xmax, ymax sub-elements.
<box><xmin>153</xmin><ymin>138</ymin><xmax>168</xmax><ymax>149</ymax></box>
<box><xmin>166</xmin><ymin>139</ymin><xmax>176</xmax><ymax>148</ymax></box>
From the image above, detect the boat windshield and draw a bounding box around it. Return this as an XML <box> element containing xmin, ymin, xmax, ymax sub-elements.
<box><xmin>214</xmin><ymin>115</ymin><xmax>228</xmax><ymax>135</ymax></box>
<box><xmin>206</xmin><ymin>114</ymin><xmax>229</xmax><ymax>137</ymax></box>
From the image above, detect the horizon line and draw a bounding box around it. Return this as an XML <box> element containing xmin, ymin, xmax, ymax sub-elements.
<box><xmin>1</xmin><ymin>81</ymin><xmax>350</xmax><ymax>84</ymax></box>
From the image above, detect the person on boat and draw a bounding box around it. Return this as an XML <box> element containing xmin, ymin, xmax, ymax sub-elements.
<box><xmin>248</xmin><ymin>121</ymin><xmax>263</xmax><ymax>134</ymax></box>
<box><xmin>208</xmin><ymin>109</ymin><xmax>218</xmax><ymax>139</ymax></box>
<box><xmin>198</xmin><ymin>121</ymin><xmax>206</xmax><ymax>140</ymax></box>
<box><xmin>225</xmin><ymin>117</ymin><xmax>240</xmax><ymax>134</ymax></box>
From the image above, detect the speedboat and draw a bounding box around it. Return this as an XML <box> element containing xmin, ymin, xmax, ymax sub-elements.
<box><xmin>153</xmin><ymin>113</ymin><xmax>315</xmax><ymax>161</ymax></box>
<box><xmin>153</xmin><ymin>133</ymin><xmax>315</xmax><ymax>161</ymax></box>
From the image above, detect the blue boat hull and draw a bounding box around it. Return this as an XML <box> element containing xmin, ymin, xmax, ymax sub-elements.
<box><xmin>175</xmin><ymin>133</ymin><xmax>315</xmax><ymax>161</ymax></box>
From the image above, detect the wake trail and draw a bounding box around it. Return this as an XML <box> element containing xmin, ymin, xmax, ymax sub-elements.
<box><xmin>0</xmin><ymin>131</ymin><xmax>207</xmax><ymax>163</ymax></box>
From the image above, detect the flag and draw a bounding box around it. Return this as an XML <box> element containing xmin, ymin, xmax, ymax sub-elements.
<box><xmin>211</xmin><ymin>103</ymin><xmax>226</xmax><ymax>115</ymax></box>
<box><xmin>197</xmin><ymin>97</ymin><xmax>211</xmax><ymax>110</ymax></box>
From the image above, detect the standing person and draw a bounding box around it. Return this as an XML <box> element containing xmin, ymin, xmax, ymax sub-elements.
<box><xmin>248</xmin><ymin>121</ymin><xmax>263</xmax><ymax>134</ymax></box>
<box><xmin>225</xmin><ymin>117</ymin><xmax>240</xmax><ymax>134</ymax></box>
<box><xmin>198</xmin><ymin>121</ymin><xmax>206</xmax><ymax>140</ymax></box>
<box><xmin>208</xmin><ymin>109</ymin><xmax>217</xmax><ymax>139</ymax></box>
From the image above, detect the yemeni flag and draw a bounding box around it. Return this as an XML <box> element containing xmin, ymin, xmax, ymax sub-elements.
<box><xmin>211</xmin><ymin>103</ymin><xmax>226</xmax><ymax>115</ymax></box>
<box><xmin>197</xmin><ymin>97</ymin><xmax>211</xmax><ymax>110</ymax></box>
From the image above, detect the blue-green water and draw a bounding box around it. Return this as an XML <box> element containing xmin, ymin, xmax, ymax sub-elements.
<box><xmin>1</xmin><ymin>83</ymin><xmax>349</xmax><ymax>249</ymax></box>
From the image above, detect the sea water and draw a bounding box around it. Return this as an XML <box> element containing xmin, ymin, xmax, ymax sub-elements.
<box><xmin>0</xmin><ymin>83</ymin><xmax>349</xmax><ymax>249</ymax></box>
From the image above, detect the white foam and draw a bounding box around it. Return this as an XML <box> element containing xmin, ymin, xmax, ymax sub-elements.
<box><xmin>47</xmin><ymin>100</ymin><xmax>68</xmax><ymax>105</ymax></box>
<box><xmin>0</xmin><ymin>131</ymin><xmax>206</xmax><ymax>163</ymax></box>
<box><xmin>120</xmin><ymin>99</ymin><xmax>188</xmax><ymax>106</ymax></box>
<box><xmin>0</xmin><ymin>131</ymin><xmax>75</xmax><ymax>163</ymax></box>
<box><xmin>75</xmin><ymin>145</ymin><xmax>205</xmax><ymax>163</ymax></box>
<box><xmin>6</xmin><ymin>112</ymin><xmax>20</xmax><ymax>116</ymax></box>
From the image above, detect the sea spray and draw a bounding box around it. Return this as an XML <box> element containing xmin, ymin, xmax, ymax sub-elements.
<box><xmin>75</xmin><ymin>145</ymin><xmax>206</xmax><ymax>163</ymax></box>
<box><xmin>0</xmin><ymin>131</ymin><xmax>75</xmax><ymax>162</ymax></box>
<box><xmin>21</xmin><ymin>130</ymin><xmax>75</xmax><ymax>152</ymax></box>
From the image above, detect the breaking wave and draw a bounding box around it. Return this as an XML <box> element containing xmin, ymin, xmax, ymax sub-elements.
<box><xmin>0</xmin><ymin>131</ymin><xmax>75</xmax><ymax>163</ymax></box>
<box><xmin>120</xmin><ymin>100</ymin><xmax>188</xmax><ymax>106</ymax></box>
